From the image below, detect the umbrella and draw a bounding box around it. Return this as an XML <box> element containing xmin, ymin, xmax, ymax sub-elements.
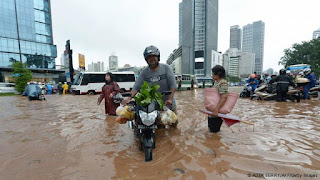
<box><xmin>198</xmin><ymin>109</ymin><xmax>254</xmax><ymax>132</ymax></box>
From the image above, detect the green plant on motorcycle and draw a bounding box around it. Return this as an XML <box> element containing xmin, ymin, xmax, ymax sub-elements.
<box><xmin>134</xmin><ymin>81</ymin><xmax>164</xmax><ymax>110</ymax></box>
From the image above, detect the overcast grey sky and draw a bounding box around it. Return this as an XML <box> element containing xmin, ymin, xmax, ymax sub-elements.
<box><xmin>51</xmin><ymin>0</ymin><xmax>320</xmax><ymax>72</ymax></box>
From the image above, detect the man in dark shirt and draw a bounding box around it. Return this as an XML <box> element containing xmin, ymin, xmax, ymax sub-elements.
<box><xmin>269</xmin><ymin>69</ymin><xmax>296</xmax><ymax>102</ymax></box>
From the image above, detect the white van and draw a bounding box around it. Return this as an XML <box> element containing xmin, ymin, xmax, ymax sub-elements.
<box><xmin>71</xmin><ymin>71</ymin><xmax>135</xmax><ymax>95</ymax></box>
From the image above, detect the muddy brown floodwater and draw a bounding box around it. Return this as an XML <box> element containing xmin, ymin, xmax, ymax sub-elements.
<box><xmin>0</xmin><ymin>87</ymin><xmax>319</xmax><ymax>179</ymax></box>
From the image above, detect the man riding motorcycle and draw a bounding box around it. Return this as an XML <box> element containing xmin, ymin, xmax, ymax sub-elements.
<box><xmin>124</xmin><ymin>45</ymin><xmax>177</xmax><ymax>124</ymax></box>
<box><xmin>302</xmin><ymin>68</ymin><xmax>316</xmax><ymax>99</ymax></box>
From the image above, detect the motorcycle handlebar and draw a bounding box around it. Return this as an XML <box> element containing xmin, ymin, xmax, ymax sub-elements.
<box><xmin>162</xmin><ymin>91</ymin><xmax>172</xmax><ymax>96</ymax></box>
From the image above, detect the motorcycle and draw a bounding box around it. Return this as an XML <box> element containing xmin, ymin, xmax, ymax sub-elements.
<box><xmin>239</xmin><ymin>84</ymin><xmax>254</xmax><ymax>98</ymax></box>
<box><xmin>26</xmin><ymin>84</ymin><xmax>46</xmax><ymax>101</ymax></box>
<box><xmin>251</xmin><ymin>84</ymin><xmax>301</xmax><ymax>102</ymax></box>
<box><xmin>295</xmin><ymin>78</ymin><xmax>320</xmax><ymax>98</ymax></box>
<box><xmin>121</xmin><ymin>91</ymin><xmax>172</xmax><ymax>162</ymax></box>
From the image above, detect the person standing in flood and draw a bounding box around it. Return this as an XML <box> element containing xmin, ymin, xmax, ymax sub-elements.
<box><xmin>191</xmin><ymin>78</ymin><xmax>194</xmax><ymax>89</ymax></box>
<box><xmin>269</xmin><ymin>69</ymin><xmax>296</xmax><ymax>102</ymax></box>
<box><xmin>46</xmin><ymin>82</ymin><xmax>52</xmax><ymax>94</ymax></box>
<box><xmin>58</xmin><ymin>82</ymin><xmax>63</xmax><ymax>94</ymax></box>
<box><xmin>62</xmin><ymin>82</ymin><xmax>68</xmax><ymax>94</ymax></box>
<box><xmin>208</xmin><ymin>65</ymin><xmax>229</xmax><ymax>133</ymax></box>
<box><xmin>178</xmin><ymin>77</ymin><xmax>182</xmax><ymax>90</ymax></box>
<box><xmin>97</xmin><ymin>72</ymin><xmax>121</xmax><ymax>115</ymax></box>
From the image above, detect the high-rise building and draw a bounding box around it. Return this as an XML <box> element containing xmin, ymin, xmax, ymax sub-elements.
<box><xmin>179</xmin><ymin>0</ymin><xmax>219</xmax><ymax>77</ymax></box>
<box><xmin>0</xmin><ymin>0</ymin><xmax>59</xmax><ymax>82</ymax></box>
<box><xmin>88</xmin><ymin>61</ymin><xmax>104</xmax><ymax>72</ymax></box>
<box><xmin>166</xmin><ymin>46</ymin><xmax>182</xmax><ymax>74</ymax></box>
<box><xmin>313</xmin><ymin>27</ymin><xmax>320</xmax><ymax>39</ymax></box>
<box><xmin>239</xmin><ymin>52</ymin><xmax>255</xmax><ymax>78</ymax></box>
<box><xmin>211</xmin><ymin>50</ymin><xmax>222</xmax><ymax>68</ymax></box>
<box><xmin>230</xmin><ymin>25</ymin><xmax>241</xmax><ymax>50</ymax></box>
<box><xmin>223</xmin><ymin>48</ymin><xmax>255</xmax><ymax>78</ymax></box>
<box><xmin>242</xmin><ymin>20</ymin><xmax>265</xmax><ymax>75</ymax></box>
<box><xmin>109</xmin><ymin>55</ymin><xmax>118</xmax><ymax>70</ymax></box>
<box><xmin>88</xmin><ymin>63</ymin><xmax>92</xmax><ymax>72</ymax></box>
<box><xmin>179</xmin><ymin>3</ymin><xmax>183</xmax><ymax>45</ymax></box>
<box><xmin>60</xmin><ymin>53</ymin><xmax>69</xmax><ymax>69</ymax></box>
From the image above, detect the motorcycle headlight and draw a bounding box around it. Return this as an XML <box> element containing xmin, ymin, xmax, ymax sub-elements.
<box><xmin>139</xmin><ymin>110</ymin><xmax>157</xmax><ymax>126</ymax></box>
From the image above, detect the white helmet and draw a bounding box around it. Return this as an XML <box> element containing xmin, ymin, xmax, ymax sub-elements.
<box><xmin>303</xmin><ymin>68</ymin><xmax>311</xmax><ymax>75</ymax></box>
<box><xmin>286</xmin><ymin>70</ymin><xmax>291</xmax><ymax>74</ymax></box>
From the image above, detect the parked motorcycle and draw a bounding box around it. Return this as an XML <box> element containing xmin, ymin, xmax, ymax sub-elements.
<box><xmin>251</xmin><ymin>84</ymin><xmax>301</xmax><ymax>102</ymax></box>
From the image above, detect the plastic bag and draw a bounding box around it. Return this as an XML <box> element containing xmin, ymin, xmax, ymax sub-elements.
<box><xmin>113</xmin><ymin>93</ymin><xmax>123</xmax><ymax>104</ymax></box>
<box><xmin>160</xmin><ymin>107</ymin><xmax>178</xmax><ymax>125</ymax></box>
<box><xmin>116</xmin><ymin>117</ymin><xmax>129</xmax><ymax>124</ymax></box>
<box><xmin>116</xmin><ymin>105</ymin><xmax>135</xmax><ymax>120</ymax></box>
<box><xmin>204</xmin><ymin>88</ymin><xmax>239</xmax><ymax>114</ymax></box>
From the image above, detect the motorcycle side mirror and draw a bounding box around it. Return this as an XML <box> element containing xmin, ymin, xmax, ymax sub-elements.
<box><xmin>162</xmin><ymin>91</ymin><xmax>172</xmax><ymax>96</ymax></box>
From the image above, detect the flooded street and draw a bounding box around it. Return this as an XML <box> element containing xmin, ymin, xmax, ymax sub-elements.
<box><xmin>0</xmin><ymin>88</ymin><xmax>319</xmax><ymax>179</ymax></box>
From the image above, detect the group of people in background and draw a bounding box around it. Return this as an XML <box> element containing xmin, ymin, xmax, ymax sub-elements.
<box><xmin>24</xmin><ymin>81</ymin><xmax>70</xmax><ymax>96</ymax></box>
<box><xmin>57</xmin><ymin>82</ymin><xmax>70</xmax><ymax>94</ymax></box>
<box><xmin>247</xmin><ymin>68</ymin><xmax>317</xmax><ymax>101</ymax></box>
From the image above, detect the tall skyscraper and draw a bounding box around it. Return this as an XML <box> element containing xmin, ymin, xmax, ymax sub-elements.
<box><xmin>0</xmin><ymin>0</ymin><xmax>58</xmax><ymax>82</ymax></box>
<box><xmin>60</xmin><ymin>53</ymin><xmax>69</xmax><ymax>69</ymax></box>
<box><xmin>242</xmin><ymin>20</ymin><xmax>265</xmax><ymax>75</ymax></box>
<box><xmin>179</xmin><ymin>0</ymin><xmax>219</xmax><ymax>77</ymax></box>
<box><xmin>109</xmin><ymin>55</ymin><xmax>118</xmax><ymax>70</ymax></box>
<box><xmin>230</xmin><ymin>25</ymin><xmax>241</xmax><ymax>50</ymax></box>
<box><xmin>179</xmin><ymin>3</ymin><xmax>183</xmax><ymax>45</ymax></box>
<box><xmin>313</xmin><ymin>27</ymin><xmax>320</xmax><ymax>39</ymax></box>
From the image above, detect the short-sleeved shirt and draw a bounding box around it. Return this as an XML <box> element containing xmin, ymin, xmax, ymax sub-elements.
<box><xmin>213</xmin><ymin>79</ymin><xmax>229</xmax><ymax>94</ymax></box>
<box><xmin>133</xmin><ymin>63</ymin><xmax>177</xmax><ymax>107</ymax></box>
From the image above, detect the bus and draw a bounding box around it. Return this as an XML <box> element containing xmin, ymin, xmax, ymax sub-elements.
<box><xmin>196</xmin><ymin>77</ymin><xmax>213</xmax><ymax>88</ymax></box>
<box><xmin>286</xmin><ymin>64</ymin><xmax>311</xmax><ymax>74</ymax></box>
<box><xmin>175</xmin><ymin>74</ymin><xmax>197</xmax><ymax>90</ymax></box>
<box><xmin>71</xmin><ymin>71</ymin><xmax>135</xmax><ymax>95</ymax></box>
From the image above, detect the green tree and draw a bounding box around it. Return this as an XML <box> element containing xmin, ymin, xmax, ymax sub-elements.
<box><xmin>279</xmin><ymin>38</ymin><xmax>320</xmax><ymax>77</ymax></box>
<box><xmin>11</xmin><ymin>62</ymin><xmax>32</xmax><ymax>93</ymax></box>
<box><xmin>226</xmin><ymin>75</ymin><xmax>241</xmax><ymax>82</ymax></box>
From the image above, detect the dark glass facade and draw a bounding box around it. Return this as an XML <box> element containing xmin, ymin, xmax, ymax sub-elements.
<box><xmin>0</xmin><ymin>0</ymin><xmax>57</xmax><ymax>69</ymax></box>
<box><xmin>180</xmin><ymin>0</ymin><xmax>218</xmax><ymax>76</ymax></box>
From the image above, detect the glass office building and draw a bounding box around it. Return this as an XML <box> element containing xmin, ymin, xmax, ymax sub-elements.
<box><xmin>242</xmin><ymin>21</ymin><xmax>265</xmax><ymax>75</ymax></box>
<box><xmin>0</xmin><ymin>0</ymin><xmax>58</xmax><ymax>82</ymax></box>
<box><xmin>179</xmin><ymin>0</ymin><xmax>218</xmax><ymax>77</ymax></box>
